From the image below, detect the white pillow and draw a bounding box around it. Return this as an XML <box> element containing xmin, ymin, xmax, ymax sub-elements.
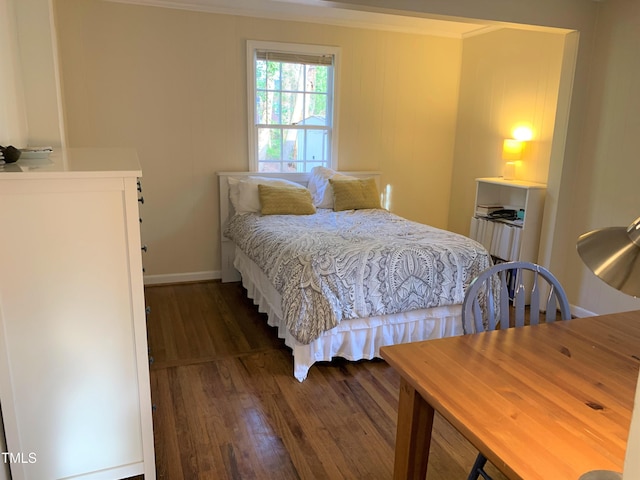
<box><xmin>230</xmin><ymin>176</ymin><xmax>305</xmax><ymax>213</ymax></box>
<box><xmin>307</xmin><ymin>166</ymin><xmax>350</xmax><ymax>208</ymax></box>
<box><xmin>228</xmin><ymin>177</ymin><xmax>242</xmax><ymax>212</ymax></box>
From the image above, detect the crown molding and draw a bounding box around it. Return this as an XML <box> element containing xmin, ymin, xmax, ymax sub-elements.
<box><xmin>103</xmin><ymin>0</ymin><xmax>492</xmax><ymax>38</ymax></box>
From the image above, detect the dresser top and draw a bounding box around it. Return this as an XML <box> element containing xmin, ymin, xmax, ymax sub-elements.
<box><xmin>476</xmin><ymin>176</ymin><xmax>546</xmax><ymax>189</ymax></box>
<box><xmin>0</xmin><ymin>148</ymin><xmax>141</xmax><ymax>178</ymax></box>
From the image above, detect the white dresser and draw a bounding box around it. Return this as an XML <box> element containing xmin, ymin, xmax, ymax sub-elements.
<box><xmin>0</xmin><ymin>149</ymin><xmax>155</xmax><ymax>479</ymax></box>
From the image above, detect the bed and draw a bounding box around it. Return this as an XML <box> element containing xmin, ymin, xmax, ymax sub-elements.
<box><xmin>217</xmin><ymin>169</ymin><xmax>492</xmax><ymax>381</ymax></box>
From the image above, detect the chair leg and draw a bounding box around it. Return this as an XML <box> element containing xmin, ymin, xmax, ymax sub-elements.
<box><xmin>467</xmin><ymin>453</ymin><xmax>492</xmax><ymax>480</ymax></box>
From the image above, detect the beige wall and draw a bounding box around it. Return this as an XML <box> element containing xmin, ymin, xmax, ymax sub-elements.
<box><xmin>0</xmin><ymin>0</ymin><xmax>28</xmax><ymax>147</ymax></box>
<box><xmin>1</xmin><ymin>0</ymin><xmax>64</xmax><ymax>149</ymax></box>
<box><xmin>447</xmin><ymin>28</ymin><xmax>565</xmax><ymax>236</ymax></box>
<box><xmin>14</xmin><ymin>0</ymin><xmax>640</xmax><ymax>314</ymax></box>
<box><xmin>53</xmin><ymin>0</ymin><xmax>463</xmax><ymax>279</ymax></box>
<box><xmin>324</xmin><ymin>0</ymin><xmax>639</xmax><ymax>317</ymax></box>
<box><xmin>556</xmin><ymin>0</ymin><xmax>640</xmax><ymax>315</ymax></box>
<box><xmin>14</xmin><ymin>0</ymin><xmax>65</xmax><ymax>147</ymax></box>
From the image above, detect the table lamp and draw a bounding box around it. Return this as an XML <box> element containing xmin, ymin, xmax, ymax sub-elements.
<box><xmin>577</xmin><ymin>215</ymin><xmax>640</xmax><ymax>480</ymax></box>
<box><xmin>502</xmin><ymin>139</ymin><xmax>523</xmax><ymax>180</ymax></box>
<box><xmin>502</xmin><ymin>126</ymin><xmax>533</xmax><ymax>180</ymax></box>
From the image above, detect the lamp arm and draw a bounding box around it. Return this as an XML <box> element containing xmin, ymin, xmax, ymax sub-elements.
<box><xmin>627</xmin><ymin>216</ymin><xmax>640</xmax><ymax>246</ymax></box>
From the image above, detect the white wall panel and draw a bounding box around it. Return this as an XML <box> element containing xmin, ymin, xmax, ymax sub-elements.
<box><xmin>447</xmin><ymin>28</ymin><xmax>565</xmax><ymax>239</ymax></box>
<box><xmin>54</xmin><ymin>0</ymin><xmax>462</xmax><ymax>276</ymax></box>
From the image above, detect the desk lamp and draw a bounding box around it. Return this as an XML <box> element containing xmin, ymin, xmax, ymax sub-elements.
<box><xmin>577</xmin><ymin>215</ymin><xmax>640</xmax><ymax>480</ymax></box>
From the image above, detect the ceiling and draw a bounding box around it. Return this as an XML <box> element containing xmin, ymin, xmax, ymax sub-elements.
<box><xmin>106</xmin><ymin>0</ymin><xmax>496</xmax><ymax>38</ymax></box>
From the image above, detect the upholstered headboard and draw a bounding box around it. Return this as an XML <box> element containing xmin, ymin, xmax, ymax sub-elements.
<box><xmin>216</xmin><ymin>171</ymin><xmax>381</xmax><ymax>282</ymax></box>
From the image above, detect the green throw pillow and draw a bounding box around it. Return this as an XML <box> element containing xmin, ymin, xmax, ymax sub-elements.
<box><xmin>329</xmin><ymin>177</ymin><xmax>380</xmax><ymax>211</ymax></box>
<box><xmin>258</xmin><ymin>184</ymin><xmax>317</xmax><ymax>215</ymax></box>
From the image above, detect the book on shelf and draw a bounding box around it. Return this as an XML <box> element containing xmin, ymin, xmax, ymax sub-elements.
<box><xmin>475</xmin><ymin>204</ymin><xmax>504</xmax><ymax>215</ymax></box>
<box><xmin>469</xmin><ymin>216</ymin><xmax>522</xmax><ymax>262</ymax></box>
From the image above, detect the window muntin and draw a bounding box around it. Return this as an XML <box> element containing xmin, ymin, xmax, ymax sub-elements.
<box><xmin>248</xmin><ymin>41</ymin><xmax>339</xmax><ymax>173</ymax></box>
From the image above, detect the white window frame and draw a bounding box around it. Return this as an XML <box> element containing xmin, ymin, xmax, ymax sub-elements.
<box><xmin>247</xmin><ymin>40</ymin><xmax>340</xmax><ymax>172</ymax></box>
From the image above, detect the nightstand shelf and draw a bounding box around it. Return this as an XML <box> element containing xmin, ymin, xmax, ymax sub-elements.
<box><xmin>470</xmin><ymin>177</ymin><xmax>546</xmax><ymax>263</ymax></box>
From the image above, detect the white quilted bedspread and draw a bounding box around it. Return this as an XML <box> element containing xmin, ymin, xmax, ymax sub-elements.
<box><xmin>224</xmin><ymin>209</ymin><xmax>491</xmax><ymax>344</ymax></box>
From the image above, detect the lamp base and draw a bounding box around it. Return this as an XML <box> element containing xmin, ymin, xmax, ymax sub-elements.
<box><xmin>503</xmin><ymin>161</ymin><xmax>516</xmax><ymax>180</ymax></box>
<box><xmin>578</xmin><ymin>470</ymin><xmax>622</xmax><ymax>480</ymax></box>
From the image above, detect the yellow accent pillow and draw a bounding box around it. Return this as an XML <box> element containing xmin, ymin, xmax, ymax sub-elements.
<box><xmin>329</xmin><ymin>177</ymin><xmax>381</xmax><ymax>211</ymax></box>
<box><xmin>258</xmin><ymin>184</ymin><xmax>317</xmax><ymax>215</ymax></box>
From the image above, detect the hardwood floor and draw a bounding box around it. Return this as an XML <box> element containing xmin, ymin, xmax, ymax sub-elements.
<box><xmin>145</xmin><ymin>281</ymin><xmax>508</xmax><ymax>480</ymax></box>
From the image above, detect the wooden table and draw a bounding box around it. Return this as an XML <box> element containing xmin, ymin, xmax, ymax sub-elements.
<box><xmin>380</xmin><ymin>310</ymin><xmax>640</xmax><ymax>480</ymax></box>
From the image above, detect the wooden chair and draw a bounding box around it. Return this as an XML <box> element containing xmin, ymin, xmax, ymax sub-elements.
<box><xmin>461</xmin><ymin>261</ymin><xmax>571</xmax><ymax>480</ymax></box>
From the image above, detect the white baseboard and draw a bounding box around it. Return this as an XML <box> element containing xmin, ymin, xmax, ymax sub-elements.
<box><xmin>570</xmin><ymin>304</ymin><xmax>597</xmax><ymax>318</ymax></box>
<box><xmin>144</xmin><ymin>270</ymin><xmax>220</xmax><ymax>285</ymax></box>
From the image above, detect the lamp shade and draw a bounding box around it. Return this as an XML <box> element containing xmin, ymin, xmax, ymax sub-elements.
<box><xmin>502</xmin><ymin>139</ymin><xmax>523</xmax><ymax>161</ymax></box>
<box><xmin>576</xmin><ymin>216</ymin><xmax>640</xmax><ymax>297</ymax></box>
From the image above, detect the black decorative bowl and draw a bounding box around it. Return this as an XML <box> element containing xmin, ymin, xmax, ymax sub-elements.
<box><xmin>0</xmin><ymin>145</ymin><xmax>21</xmax><ymax>163</ymax></box>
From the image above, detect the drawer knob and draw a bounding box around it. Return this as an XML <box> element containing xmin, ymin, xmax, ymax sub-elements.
<box><xmin>138</xmin><ymin>196</ymin><xmax>144</xmax><ymax>204</ymax></box>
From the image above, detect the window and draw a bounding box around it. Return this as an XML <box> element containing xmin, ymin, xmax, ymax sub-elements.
<box><xmin>247</xmin><ymin>41</ymin><xmax>340</xmax><ymax>173</ymax></box>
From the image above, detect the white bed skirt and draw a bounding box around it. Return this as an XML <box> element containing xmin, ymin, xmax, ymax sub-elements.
<box><xmin>234</xmin><ymin>248</ymin><xmax>464</xmax><ymax>381</ymax></box>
